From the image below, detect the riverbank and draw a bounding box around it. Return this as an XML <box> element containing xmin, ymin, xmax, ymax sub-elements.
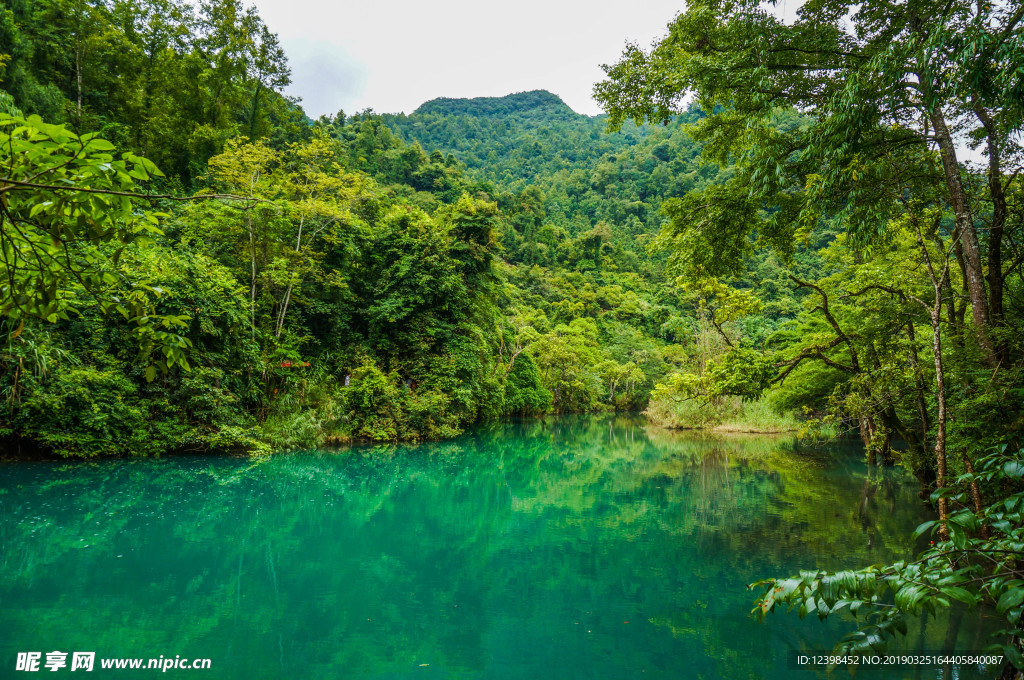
<box><xmin>643</xmin><ymin>395</ymin><xmax>803</xmax><ymax>434</ymax></box>
<box><xmin>0</xmin><ymin>398</ymin><xmax>806</xmax><ymax>462</ymax></box>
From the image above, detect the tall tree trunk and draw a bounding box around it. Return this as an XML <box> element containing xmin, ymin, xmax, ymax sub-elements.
<box><xmin>246</xmin><ymin>172</ymin><xmax>260</xmax><ymax>337</ymax></box>
<box><xmin>906</xmin><ymin>320</ymin><xmax>930</xmax><ymax>450</ymax></box>
<box><xmin>931</xmin><ymin>228</ymin><xmax>963</xmax><ymax>343</ymax></box>
<box><xmin>75</xmin><ymin>43</ymin><xmax>84</xmax><ymax>130</ymax></box>
<box><xmin>248</xmin><ymin>211</ymin><xmax>257</xmax><ymax>336</ymax></box>
<box><xmin>929</xmin><ymin>108</ymin><xmax>995</xmax><ymax>364</ymax></box>
<box><xmin>973</xmin><ymin>103</ymin><xmax>1008</xmax><ymax>360</ymax></box>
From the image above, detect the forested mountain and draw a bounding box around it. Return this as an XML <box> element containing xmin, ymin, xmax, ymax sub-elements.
<box><xmin>384</xmin><ymin>91</ymin><xmax>687</xmax><ymax>241</ymax></box>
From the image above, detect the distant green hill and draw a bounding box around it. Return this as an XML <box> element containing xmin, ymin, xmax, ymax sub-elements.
<box><xmin>386</xmin><ymin>90</ymin><xmax>653</xmax><ymax>190</ymax></box>
<box><xmin>414</xmin><ymin>90</ymin><xmax>577</xmax><ymax>117</ymax></box>
<box><xmin>382</xmin><ymin>90</ymin><xmax>716</xmax><ymax>244</ymax></box>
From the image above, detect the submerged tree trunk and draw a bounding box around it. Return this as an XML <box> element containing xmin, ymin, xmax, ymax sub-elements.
<box><xmin>859</xmin><ymin>414</ymin><xmax>877</xmax><ymax>466</ymax></box>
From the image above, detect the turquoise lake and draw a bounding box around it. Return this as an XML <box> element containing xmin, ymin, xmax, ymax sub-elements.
<box><xmin>0</xmin><ymin>416</ymin><xmax>1001</xmax><ymax>678</ymax></box>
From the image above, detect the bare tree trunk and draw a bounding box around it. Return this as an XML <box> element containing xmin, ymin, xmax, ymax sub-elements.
<box><xmin>929</xmin><ymin>300</ymin><xmax>950</xmax><ymax>540</ymax></box>
<box><xmin>76</xmin><ymin>48</ymin><xmax>83</xmax><ymax>128</ymax></box>
<box><xmin>246</xmin><ymin>170</ymin><xmax>261</xmax><ymax>337</ymax></box>
<box><xmin>248</xmin><ymin>206</ymin><xmax>257</xmax><ymax>336</ymax></box>
<box><xmin>912</xmin><ymin>215</ymin><xmax>952</xmax><ymax>540</ymax></box>
<box><xmin>962</xmin><ymin>454</ymin><xmax>990</xmax><ymax>539</ymax></box>
<box><xmin>930</xmin><ymin>228</ymin><xmax>962</xmax><ymax>343</ymax></box>
<box><xmin>275</xmin><ymin>285</ymin><xmax>291</xmax><ymax>339</ymax></box>
<box><xmin>275</xmin><ymin>215</ymin><xmax>304</xmax><ymax>338</ymax></box>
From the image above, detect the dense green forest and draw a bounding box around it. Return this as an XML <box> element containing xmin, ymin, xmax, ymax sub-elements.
<box><xmin>0</xmin><ymin>0</ymin><xmax>708</xmax><ymax>457</ymax></box>
<box><xmin>1</xmin><ymin>0</ymin><xmax>1024</xmax><ymax>669</ymax></box>
<box><xmin>1</xmin><ymin>0</ymin><xmax>807</xmax><ymax>458</ymax></box>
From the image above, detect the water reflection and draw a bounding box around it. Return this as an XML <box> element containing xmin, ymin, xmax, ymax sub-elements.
<box><xmin>0</xmin><ymin>416</ymin><xmax>998</xmax><ymax>678</ymax></box>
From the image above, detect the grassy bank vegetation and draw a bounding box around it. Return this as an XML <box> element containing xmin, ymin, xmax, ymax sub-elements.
<box><xmin>644</xmin><ymin>395</ymin><xmax>801</xmax><ymax>434</ymax></box>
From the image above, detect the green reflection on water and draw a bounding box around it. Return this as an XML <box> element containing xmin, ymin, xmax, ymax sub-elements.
<box><xmin>0</xmin><ymin>416</ymin><xmax>998</xmax><ymax>678</ymax></box>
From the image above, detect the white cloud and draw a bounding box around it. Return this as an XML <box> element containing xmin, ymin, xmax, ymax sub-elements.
<box><xmin>281</xmin><ymin>39</ymin><xmax>367</xmax><ymax>118</ymax></box>
<box><xmin>249</xmin><ymin>0</ymin><xmax>683</xmax><ymax>117</ymax></box>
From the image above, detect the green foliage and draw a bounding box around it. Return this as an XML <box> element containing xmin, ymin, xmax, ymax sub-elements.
<box><xmin>0</xmin><ymin>112</ymin><xmax>164</xmax><ymax>319</ymax></box>
<box><xmin>0</xmin><ymin>0</ymin><xmax>302</xmax><ymax>186</ymax></box>
<box><xmin>752</xmin><ymin>443</ymin><xmax>1024</xmax><ymax>668</ymax></box>
<box><xmin>656</xmin><ymin>182</ymin><xmax>760</xmax><ymax>279</ymax></box>
<box><xmin>339</xmin><ymin>359</ymin><xmax>406</xmax><ymax>441</ymax></box>
<box><xmin>14</xmin><ymin>361</ymin><xmax>148</xmax><ymax>456</ymax></box>
<box><xmin>654</xmin><ymin>347</ymin><xmax>773</xmax><ymax>403</ymax></box>
<box><xmin>529</xmin><ymin>318</ymin><xmax>604</xmax><ymax>412</ymax></box>
<box><xmin>0</xmin><ymin>111</ymin><xmax>198</xmax><ymax>381</ymax></box>
<box><xmin>2</xmin><ymin>0</ymin><xmax>1016</xmax><ymax>498</ymax></box>
<box><xmin>502</xmin><ymin>352</ymin><xmax>552</xmax><ymax>414</ymax></box>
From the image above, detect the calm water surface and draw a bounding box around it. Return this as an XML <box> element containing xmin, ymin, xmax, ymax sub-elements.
<box><xmin>0</xmin><ymin>416</ymin><xmax>999</xmax><ymax>678</ymax></box>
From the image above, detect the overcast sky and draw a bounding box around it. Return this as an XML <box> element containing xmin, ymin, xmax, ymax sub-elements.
<box><xmin>246</xmin><ymin>0</ymin><xmax>686</xmax><ymax>118</ymax></box>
